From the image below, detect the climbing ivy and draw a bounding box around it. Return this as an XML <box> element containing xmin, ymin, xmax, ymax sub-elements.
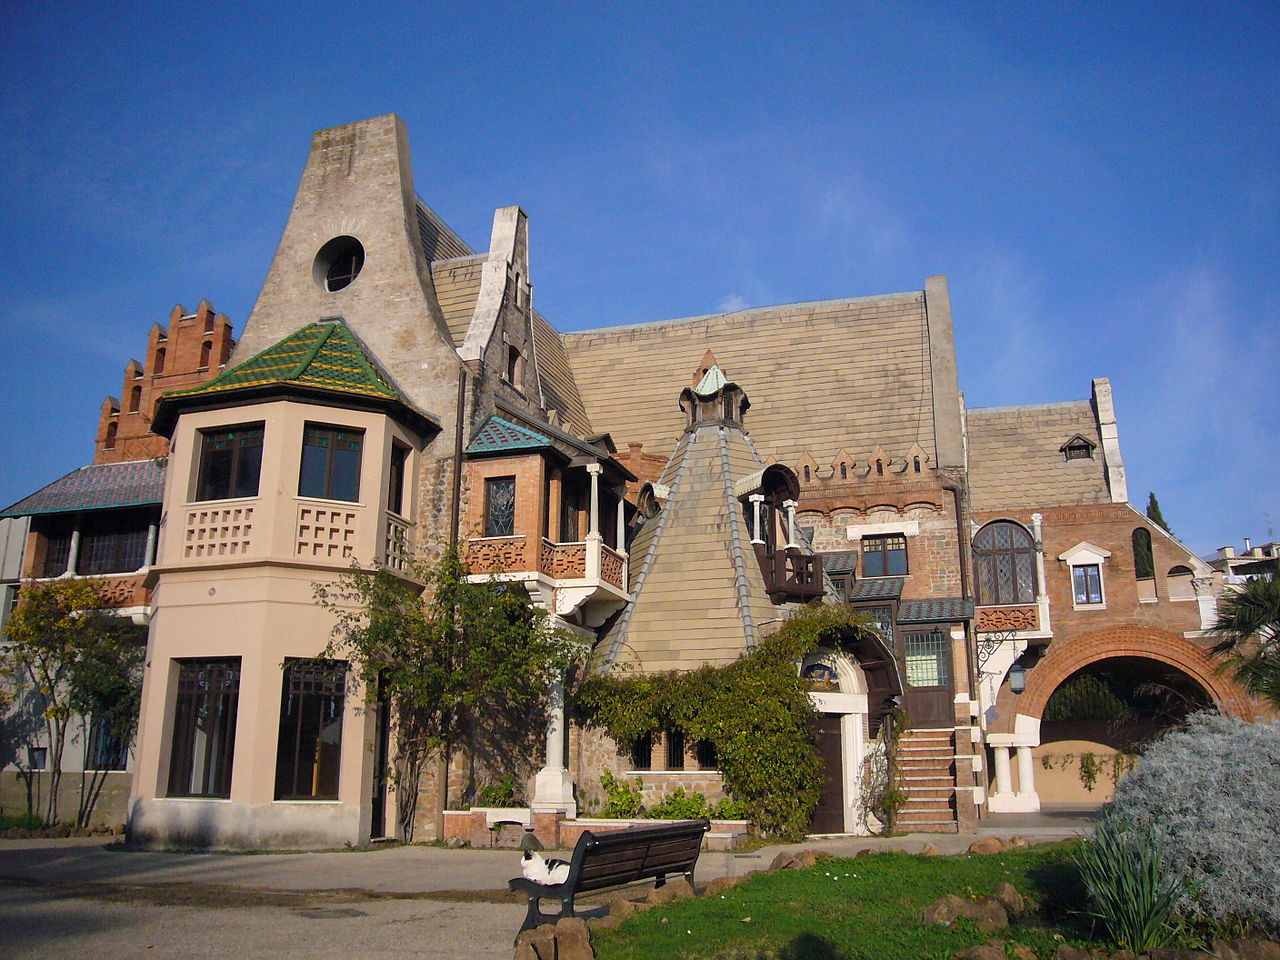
<box><xmin>574</xmin><ymin>603</ymin><xmax>879</xmax><ymax>841</ymax></box>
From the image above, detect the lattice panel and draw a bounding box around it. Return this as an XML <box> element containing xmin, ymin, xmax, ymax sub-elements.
<box><xmin>296</xmin><ymin>506</ymin><xmax>358</xmax><ymax>560</ymax></box>
<box><xmin>96</xmin><ymin>575</ymin><xmax>144</xmax><ymax>607</ymax></box>
<box><xmin>464</xmin><ymin>536</ymin><xmax>528</xmax><ymax>574</ymax></box>
<box><xmin>384</xmin><ymin>515</ymin><xmax>413</xmax><ymax>572</ymax></box>
<box><xmin>539</xmin><ymin>540</ymin><xmax>587</xmax><ymax>579</ymax></box>
<box><xmin>184</xmin><ymin>506</ymin><xmax>255</xmax><ymax>558</ymax></box>
<box><xmin>975</xmin><ymin>604</ymin><xmax>1038</xmax><ymax>632</ymax></box>
<box><xmin>600</xmin><ymin>545</ymin><xmax>625</xmax><ymax>589</ymax></box>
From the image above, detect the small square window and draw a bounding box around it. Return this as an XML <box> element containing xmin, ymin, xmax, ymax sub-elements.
<box><xmin>904</xmin><ymin>630</ymin><xmax>949</xmax><ymax>687</ymax></box>
<box><xmin>300</xmin><ymin>425</ymin><xmax>364</xmax><ymax>502</ymax></box>
<box><xmin>196</xmin><ymin>424</ymin><xmax>264</xmax><ymax>501</ymax></box>
<box><xmin>27</xmin><ymin>746</ymin><xmax>48</xmax><ymax>771</ymax></box>
<box><xmin>862</xmin><ymin>534</ymin><xmax>907</xmax><ymax>577</ymax></box>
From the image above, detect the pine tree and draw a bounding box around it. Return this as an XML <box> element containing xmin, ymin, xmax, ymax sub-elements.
<box><xmin>1146</xmin><ymin>492</ymin><xmax>1173</xmax><ymax>537</ymax></box>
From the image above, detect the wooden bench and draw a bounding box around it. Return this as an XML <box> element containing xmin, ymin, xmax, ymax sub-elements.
<box><xmin>508</xmin><ymin>818</ymin><xmax>710</xmax><ymax>933</ymax></box>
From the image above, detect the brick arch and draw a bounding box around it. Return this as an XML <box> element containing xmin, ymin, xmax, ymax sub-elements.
<box><xmin>1020</xmin><ymin>624</ymin><xmax>1253</xmax><ymax>720</ymax></box>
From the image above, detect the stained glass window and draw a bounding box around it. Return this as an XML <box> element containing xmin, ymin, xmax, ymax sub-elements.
<box><xmin>973</xmin><ymin>522</ymin><xmax>1037</xmax><ymax>605</ymax></box>
<box><xmin>485</xmin><ymin>476</ymin><xmax>516</xmax><ymax>536</ymax></box>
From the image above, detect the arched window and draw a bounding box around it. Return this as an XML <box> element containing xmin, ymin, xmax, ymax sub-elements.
<box><xmin>913</xmin><ymin>457</ymin><xmax>921</xmax><ymax>473</ymax></box>
<box><xmin>128</xmin><ymin>385</ymin><xmax>141</xmax><ymax>413</ymax></box>
<box><xmin>803</xmin><ymin>465</ymin><xmax>811</xmax><ymax>483</ymax></box>
<box><xmin>840</xmin><ymin>462</ymin><xmax>848</xmax><ymax>479</ymax></box>
<box><xmin>104</xmin><ymin>421</ymin><xmax>117</xmax><ymax>450</ymax></box>
<box><xmin>973</xmin><ymin>521</ymin><xmax>1037</xmax><ymax>605</ymax></box>
<box><xmin>875</xmin><ymin>459</ymin><xmax>884</xmax><ymax>476</ymax></box>
<box><xmin>1132</xmin><ymin>528</ymin><xmax>1154</xmax><ymax>579</ymax></box>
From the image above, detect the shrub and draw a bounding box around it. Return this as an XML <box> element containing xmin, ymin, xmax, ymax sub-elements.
<box><xmin>1103</xmin><ymin>713</ymin><xmax>1280</xmax><ymax>934</ymax></box>
<box><xmin>1074</xmin><ymin>818</ymin><xmax>1187</xmax><ymax>950</ymax></box>
<box><xmin>0</xmin><ymin>812</ymin><xmax>43</xmax><ymax>831</ymax></box>
<box><xmin>474</xmin><ymin>775</ymin><xmax>518</xmax><ymax>807</ymax></box>
<box><xmin>646</xmin><ymin>787</ymin><xmax>710</xmax><ymax>820</ymax></box>
<box><xmin>599</xmin><ymin>771</ymin><xmax>644</xmax><ymax>818</ymax></box>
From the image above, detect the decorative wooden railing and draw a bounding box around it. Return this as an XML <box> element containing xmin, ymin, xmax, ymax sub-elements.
<box><xmin>464</xmin><ymin>535</ymin><xmax>533</xmax><ymax>574</ymax></box>
<box><xmin>464</xmin><ymin>536</ymin><xmax>627</xmax><ymax>592</ymax></box>
<box><xmin>539</xmin><ymin>539</ymin><xmax>587</xmax><ymax>579</ymax></box>
<box><xmin>600</xmin><ymin>544</ymin><xmax>625</xmax><ymax>590</ymax></box>
<box><xmin>756</xmin><ymin>546</ymin><xmax>824</xmax><ymax>603</ymax></box>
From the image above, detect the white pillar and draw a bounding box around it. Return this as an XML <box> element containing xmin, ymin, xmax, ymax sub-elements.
<box><xmin>63</xmin><ymin>524</ymin><xmax>82</xmax><ymax>577</ymax></box>
<box><xmin>1031</xmin><ymin>512</ymin><xmax>1050</xmax><ymax>633</ymax></box>
<box><xmin>144</xmin><ymin>521</ymin><xmax>159</xmax><ymax>569</ymax></box>
<box><xmin>749</xmin><ymin>494</ymin><xmax>765</xmax><ymax>544</ymax></box>
<box><xmin>1015</xmin><ymin>746</ymin><xmax>1040</xmax><ymax>808</ymax></box>
<box><xmin>992</xmin><ymin>746</ymin><xmax>1013</xmax><ymax>798</ymax></box>
<box><xmin>531</xmin><ymin>679</ymin><xmax>577</xmax><ymax>816</ymax></box>
<box><xmin>615</xmin><ymin>488</ymin><xmax>626</xmax><ymax>553</ymax></box>
<box><xmin>586</xmin><ymin>463</ymin><xmax>602</xmax><ymax>539</ymax></box>
<box><xmin>783</xmin><ymin>499</ymin><xmax>798</xmax><ymax>548</ymax></box>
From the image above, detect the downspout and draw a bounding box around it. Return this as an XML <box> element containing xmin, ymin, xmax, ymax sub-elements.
<box><xmin>449</xmin><ymin>368</ymin><xmax>467</xmax><ymax>549</ymax></box>
<box><xmin>941</xmin><ymin>474</ymin><xmax>978</xmax><ymax>702</ymax></box>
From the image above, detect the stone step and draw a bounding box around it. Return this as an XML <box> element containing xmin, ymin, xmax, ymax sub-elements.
<box><xmin>900</xmin><ymin>787</ymin><xmax>954</xmax><ymax>800</ymax></box>
<box><xmin>898</xmin><ymin>776</ymin><xmax>954</xmax><ymax>788</ymax></box>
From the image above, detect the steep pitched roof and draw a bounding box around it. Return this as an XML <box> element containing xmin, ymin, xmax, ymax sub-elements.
<box><xmin>600</xmin><ymin>419</ymin><xmax>786</xmax><ymax>673</ymax></box>
<box><xmin>966</xmin><ymin>400</ymin><xmax>1109</xmax><ymax>512</ymax></box>
<box><xmin>163</xmin><ymin>321</ymin><xmax>400</xmax><ymax>403</ymax></box>
<box><xmin>466</xmin><ymin>416</ymin><xmax>553</xmax><ymax>454</ymax></box>
<box><xmin>1</xmin><ymin>459</ymin><xmax>165</xmax><ymax>517</ymax></box>
<box><xmin>562</xmin><ymin>293</ymin><xmax>936</xmax><ymax>470</ymax></box>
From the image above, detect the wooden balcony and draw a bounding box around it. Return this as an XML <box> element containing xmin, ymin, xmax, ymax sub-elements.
<box><xmin>756</xmin><ymin>546</ymin><xmax>824</xmax><ymax>603</ymax></box>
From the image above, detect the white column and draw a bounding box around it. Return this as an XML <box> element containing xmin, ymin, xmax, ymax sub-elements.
<box><xmin>531</xmin><ymin>679</ymin><xmax>577</xmax><ymax>816</ymax></box>
<box><xmin>1031</xmin><ymin>512</ymin><xmax>1050</xmax><ymax>633</ymax></box>
<box><xmin>586</xmin><ymin>462</ymin><xmax>602</xmax><ymax>539</ymax></box>
<box><xmin>992</xmin><ymin>746</ymin><xmax>1013</xmax><ymax>798</ymax></box>
<box><xmin>783</xmin><ymin>499</ymin><xmax>798</xmax><ymax>548</ymax></box>
<box><xmin>144</xmin><ymin>521</ymin><xmax>159</xmax><ymax>569</ymax></box>
<box><xmin>63</xmin><ymin>524</ymin><xmax>82</xmax><ymax>577</ymax></box>
<box><xmin>1015</xmin><ymin>746</ymin><xmax>1040</xmax><ymax>808</ymax></box>
<box><xmin>749</xmin><ymin>494</ymin><xmax>765</xmax><ymax>544</ymax></box>
<box><xmin>615</xmin><ymin>488</ymin><xmax>626</xmax><ymax>553</ymax></box>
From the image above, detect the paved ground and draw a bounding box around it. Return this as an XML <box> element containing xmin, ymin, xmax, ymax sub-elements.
<box><xmin>0</xmin><ymin>808</ymin><xmax>1097</xmax><ymax>960</ymax></box>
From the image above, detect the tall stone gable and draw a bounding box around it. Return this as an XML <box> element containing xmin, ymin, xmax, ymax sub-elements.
<box><xmin>233</xmin><ymin>114</ymin><xmax>461</xmax><ymax>422</ymax></box>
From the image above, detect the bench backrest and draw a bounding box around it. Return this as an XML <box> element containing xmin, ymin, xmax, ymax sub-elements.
<box><xmin>568</xmin><ymin>819</ymin><xmax>710</xmax><ymax>894</ymax></box>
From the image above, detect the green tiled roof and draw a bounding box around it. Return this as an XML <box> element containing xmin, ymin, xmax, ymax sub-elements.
<box><xmin>847</xmin><ymin>577</ymin><xmax>904</xmax><ymax>600</ymax></box>
<box><xmin>897</xmin><ymin>597</ymin><xmax>974</xmax><ymax>623</ymax></box>
<box><xmin>466</xmin><ymin>416</ymin><xmax>553</xmax><ymax>454</ymax></box>
<box><xmin>1</xmin><ymin>459</ymin><xmax>165</xmax><ymax>518</ymax></box>
<box><xmin>164</xmin><ymin>321</ymin><xmax>400</xmax><ymax>403</ymax></box>
<box><xmin>820</xmin><ymin>550</ymin><xmax>859</xmax><ymax>574</ymax></box>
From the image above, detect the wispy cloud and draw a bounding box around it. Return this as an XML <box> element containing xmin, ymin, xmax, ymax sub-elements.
<box><xmin>717</xmin><ymin>294</ymin><xmax>748</xmax><ymax>312</ymax></box>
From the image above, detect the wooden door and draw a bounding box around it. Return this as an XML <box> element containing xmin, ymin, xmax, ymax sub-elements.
<box><xmin>809</xmin><ymin>714</ymin><xmax>845</xmax><ymax>834</ymax></box>
<box><xmin>899</xmin><ymin>628</ymin><xmax>956</xmax><ymax>728</ymax></box>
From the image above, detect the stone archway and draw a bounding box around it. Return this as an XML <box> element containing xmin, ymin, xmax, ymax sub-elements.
<box><xmin>986</xmin><ymin>625</ymin><xmax>1253</xmax><ymax>812</ymax></box>
<box><xmin>1021</xmin><ymin>625</ymin><xmax>1252</xmax><ymax>721</ymax></box>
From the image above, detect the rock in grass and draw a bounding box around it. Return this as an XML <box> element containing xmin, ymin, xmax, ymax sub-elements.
<box><xmin>554</xmin><ymin>917</ymin><xmax>593</xmax><ymax>960</ymax></box>
<box><xmin>921</xmin><ymin>894</ymin><xmax>1007</xmax><ymax>933</ymax></box>
<box><xmin>769</xmin><ymin>852</ymin><xmax>798</xmax><ymax>870</ymax></box>
<box><xmin>646</xmin><ymin>884</ymin><xmax>677</xmax><ymax>905</ymax></box>
<box><xmin>1053</xmin><ymin>946</ymin><xmax>1092</xmax><ymax>960</ymax></box>
<box><xmin>587</xmin><ymin>914</ymin><xmax>622</xmax><ymax>934</ymax></box>
<box><xmin>663</xmin><ymin>878</ymin><xmax>695</xmax><ymax>900</ymax></box>
<box><xmin>513</xmin><ymin>924</ymin><xmax>557</xmax><ymax>960</ymax></box>
<box><xmin>923</xmin><ymin>894</ymin><xmax>972</xmax><ymax>925</ymax></box>
<box><xmin>949</xmin><ymin>944</ymin><xmax>1005</xmax><ymax>960</ymax></box>
<box><xmin>967</xmin><ymin>836</ymin><xmax>1005</xmax><ymax>855</ymax></box>
<box><xmin>703</xmin><ymin>874</ymin><xmax>747</xmax><ymax>896</ymax></box>
<box><xmin>990</xmin><ymin>880</ymin><xmax>1025</xmax><ymax>916</ymax></box>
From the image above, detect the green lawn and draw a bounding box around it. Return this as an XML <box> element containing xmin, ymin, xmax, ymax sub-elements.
<box><xmin>592</xmin><ymin>843</ymin><xmax>1101</xmax><ymax>960</ymax></box>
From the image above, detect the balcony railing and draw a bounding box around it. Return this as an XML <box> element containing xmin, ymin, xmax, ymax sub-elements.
<box><xmin>756</xmin><ymin>546</ymin><xmax>823</xmax><ymax>603</ymax></box>
<box><xmin>464</xmin><ymin>535</ymin><xmax>627</xmax><ymax>591</ymax></box>
<box><xmin>384</xmin><ymin>513</ymin><xmax>413</xmax><ymax>573</ymax></box>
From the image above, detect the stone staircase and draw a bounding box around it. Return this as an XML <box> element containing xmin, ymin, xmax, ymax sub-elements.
<box><xmin>895</xmin><ymin>728</ymin><xmax>959</xmax><ymax>833</ymax></box>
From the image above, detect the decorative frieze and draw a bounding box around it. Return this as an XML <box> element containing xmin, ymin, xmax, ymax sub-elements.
<box><xmin>976</xmin><ymin>605</ymin><xmax>1039</xmax><ymax>633</ymax></box>
<box><xmin>465</xmin><ymin>535</ymin><xmax>529</xmax><ymax>574</ymax></box>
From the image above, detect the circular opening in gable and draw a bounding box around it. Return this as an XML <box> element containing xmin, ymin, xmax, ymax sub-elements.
<box><xmin>313</xmin><ymin>236</ymin><xmax>365</xmax><ymax>292</ymax></box>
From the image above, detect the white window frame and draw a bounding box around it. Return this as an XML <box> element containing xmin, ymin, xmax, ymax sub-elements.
<box><xmin>1059</xmin><ymin>541</ymin><xmax>1111</xmax><ymax>610</ymax></box>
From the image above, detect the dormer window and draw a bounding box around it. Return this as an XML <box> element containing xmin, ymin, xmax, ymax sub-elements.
<box><xmin>1061</xmin><ymin>435</ymin><xmax>1096</xmax><ymax>461</ymax></box>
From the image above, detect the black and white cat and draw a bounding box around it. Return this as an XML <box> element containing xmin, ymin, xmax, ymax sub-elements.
<box><xmin>520</xmin><ymin>848</ymin><xmax>571</xmax><ymax>885</ymax></box>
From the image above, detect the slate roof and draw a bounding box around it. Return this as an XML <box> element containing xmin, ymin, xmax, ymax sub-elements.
<box><xmin>848</xmin><ymin>577</ymin><xmax>904</xmax><ymax>600</ymax></box>
<box><xmin>897</xmin><ymin>597</ymin><xmax>974</xmax><ymax>623</ymax></box>
<box><xmin>966</xmin><ymin>401</ymin><xmax>1109</xmax><ymax>512</ymax></box>
<box><xmin>163</xmin><ymin>321</ymin><xmax>401</xmax><ymax>403</ymax></box>
<box><xmin>466</xmin><ymin>416</ymin><xmax>554</xmax><ymax>455</ymax></box>
<box><xmin>1</xmin><ymin>459</ymin><xmax>165</xmax><ymax>518</ymax></box>
<box><xmin>562</xmin><ymin>292</ymin><xmax>936</xmax><ymax>471</ymax></box>
<box><xmin>820</xmin><ymin>551</ymin><xmax>859</xmax><ymax>573</ymax></box>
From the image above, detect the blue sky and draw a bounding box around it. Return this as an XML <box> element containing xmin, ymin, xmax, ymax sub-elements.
<box><xmin>1</xmin><ymin>1</ymin><xmax>1276</xmax><ymax>554</ymax></box>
